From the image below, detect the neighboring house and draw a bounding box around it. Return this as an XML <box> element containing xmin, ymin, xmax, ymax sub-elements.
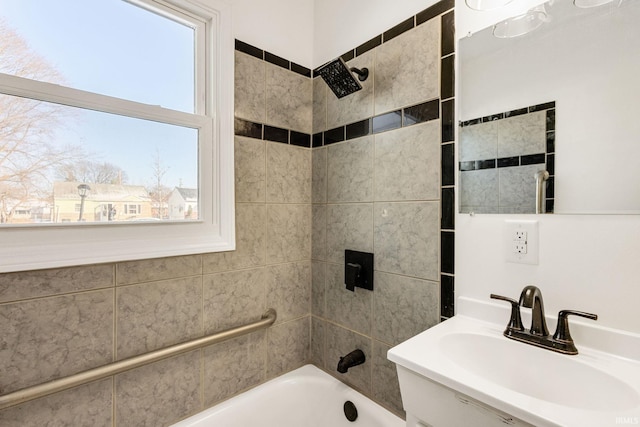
<box><xmin>168</xmin><ymin>187</ymin><xmax>198</xmax><ymax>220</ymax></box>
<box><xmin>53</xmin><ymin>182</ymin><xmax>152</xmax><ymax>222</ymax></box>
<box><xmin>0</xmin><ymin>198</ymin><xmax>53</xmax><ymax>224</ymax></box>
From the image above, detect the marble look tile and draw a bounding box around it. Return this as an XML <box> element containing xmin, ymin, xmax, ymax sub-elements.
<box><xmin>327</xmin><ymin>136</ymin><xmax>374</xmax><ymax>202</ymax></box>
<box><xmin>203</xmin><ymin>267</ymin><xmax>266</xmax><ymax>333</ymax></box>
<box><xmin>313</xmin><ymin>77</ymin><xmax>327</xmax><ymax>133</ymax></box>
<box><xmin>374</xmin><ymin>202</ymin><xmax>439</xmax><ymax>280</ymax></box>
<box><xmin>116</xmin><ymin>277</ymin><xmax>202</xmax><ymax>360</ymax></box>
<box><xmin>326</xmin><ymin>203</ymin><xmax>374</xmax><ymax>264</ymax></box>
<box><xmin>459</xmin><ymin>169</ymin><xmax>499</xmax><ymax>211</ymax></box>
<box><xmin>373</xmin><ymin>272</ymin><xmax>439</xmax><ymax>346</ymax></box>
<box><xmin>115</xmin><ymin>350</ymin><xmax>200</xmax><ymax>427</ymax></box>
<box><xmin>498</xmin><ymin>111</ymin><xmax>546</xmax><ymax>158</ymax></box>
<box><xmin>374</xmin><ymin>20</ymin><xmax>439</xmax><ymax>114</ymax></box>
<box><xmin>202</xmin><ymin>203</ymin><xmax>266</xmax><ymax>273</ymax></box>
<box><xmin>311</xmin><ymin>261</ymin><xmax>326</xmax><ymax>317</ymax></box>
<box><xmin>266</xmin><ymin>63</ymin><xmax>312</xmax><ymax>133</ymax></box>
<box><xmin>325</xmin><ymin>323</ymin><xmax>372</xmax><ymax>393</ymax></box>
<box><xmin>325</xmin><ymin>262</ymin><xmax>372</xmax><ymax>335</ymax></box>
<box><xmin>326</xmin><ymin>50</ymin><xmax>375</xmax><ymax>129</ymax></box>
<box><xmin>203</xmin><ymin>331</ymin><xmax>266</xmax><ymax>406</ymax></box>
<box><xmin>310</xmin><ymin>316</ymin><xmax>326</xmax><ymax>368</ymax></box>
<box><xmin>266</xmin><ymin>261</ymin><xmax>311</xmax><ymax>324</ymax></box>
<box><xmin>235</xmin><ymin>136</ymin><xmax>266</xmax><ymax>203</ymax></box>
<box><xmin>499</xmin><ymin>164</ymin><xmax>541</xmax><ymax>211</ymax></box>
<box><xmin>266</xmin><ymin>142</ymin><xmax>311</xmax><ymax>203</ymax></box>
<box><xmin>312</xmin><ymin>205</ymin><xmax>327</xmax><ymax>261</ymax></box>
<box><xmin>267</xmin><ymin>316</ymin><xmax>310</xmax><ymax>378</ymax></box>
<box><xmin>371</xmin><ymin>340</ymin><xmax>404</xmax><ymax>416</ymax></box>
<box><xmin>0</xmin><ymin>290</ymin><xmax>113</xmax><ymax>393</ymax></box>
<box><xmin>312</xmin><ymin>147</ymin><xmax>328</xmax><ymax>203</ymax></box>
<box><xmin>235</xmin><ymin>51</ymin><xmax>265</xmax><ymax>123</ymax></box>
<box><xmin>459</xmin><ymin>121</ymin><xmax>498</xmax><ymax>162</ymax></box>
<box><xmin>0</xmin><ymin>379</ymin><xmax>113</xmax><ymax>427</ymax></box>
<box><xmin>117</xmin><ymin>255</ymin><xmax>201</xmax><ymax>285</ymax></box>
<box><xmin>0</xmin><ymin>264</ymin><xmax>113</xmax><ymax>303</ymax></box>
<box><xmin>374</xmin><ymin>120</ymin><xmax>440</xmax><ymax>202</ymax></box>
<box><xmin>266</xmin><ymin>204</ymin><xmax>311</xmax><ymax>264</ymax></box>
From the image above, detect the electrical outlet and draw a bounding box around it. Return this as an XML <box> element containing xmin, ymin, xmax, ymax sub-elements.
<box><xmin>515</xmin><ymin>242</ymin><xmax>527</xmax><ymax>254</ymax></box>
<box><xmin>505</xmin><ymin>220</ymin><xmax>539</xmax><ymax>264</ymax></box>
<box><xmin>514</xmin><ymin>230</ymin><xmax>527</xmax><ymax>242</ymax></box>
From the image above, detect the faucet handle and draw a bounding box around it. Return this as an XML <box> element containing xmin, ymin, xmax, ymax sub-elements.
<box><xmin>553</xmin><ymin>310</ymin><xmax>598</xmax><ymax>344</ymax></box>
<box><xmin>490</xmin><ymin>294</ymin><xmax>524</xmax><ymax>333</ymax></box>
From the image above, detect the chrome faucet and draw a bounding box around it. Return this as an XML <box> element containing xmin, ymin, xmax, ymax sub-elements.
<box><xmin>491</xmin><ymin>286</ymin><xmax>598</xmax><ymax>355</ymax></box>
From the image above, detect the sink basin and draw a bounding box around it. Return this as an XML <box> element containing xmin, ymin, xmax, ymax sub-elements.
<box><xmin>440</xmin><ymin>332</ymin><xmax>639</xmax><ymax>411</ymax></box>
<box><xmin>388</xmin><ymin>301</ymin><xmax>640</xmax><ymax>427</ymax></box>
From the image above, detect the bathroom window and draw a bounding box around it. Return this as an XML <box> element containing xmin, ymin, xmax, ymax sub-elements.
<box><xmin>0</xmin><ymin>0</ymin><xmax>235</xmax><ymax>272</ymax></box>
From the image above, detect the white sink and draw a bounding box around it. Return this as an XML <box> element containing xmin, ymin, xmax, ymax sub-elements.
<box><xmin>388</xmin><ymin>300</ymin><xmax>640</xmax><ymax>427</ymax></box>
<box><xmin>440</xmin><ymin>332</ymin><xmax>638</xmax><ymax>412</ymax></box>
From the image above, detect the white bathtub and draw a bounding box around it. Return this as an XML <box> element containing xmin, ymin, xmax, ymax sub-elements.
<box><xmin>171</xmin><ymin>364</ymin><xmax>404</xmax><ymax>427</ymax></box>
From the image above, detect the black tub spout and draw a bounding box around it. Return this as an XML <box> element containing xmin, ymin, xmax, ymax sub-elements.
<box><xmin>337</xmin><ymin>349</ymin><xmax>366</xmax><ymax>373</ymax></box>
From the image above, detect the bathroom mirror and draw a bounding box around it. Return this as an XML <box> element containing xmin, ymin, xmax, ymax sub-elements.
<box><xmin>459</xmin><ymin>0</ymin><xmax>640</xmax><ymax>214</ymax></box>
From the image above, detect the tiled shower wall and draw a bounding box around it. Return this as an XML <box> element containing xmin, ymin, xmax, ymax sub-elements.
<box><xmin>0</xmin><ymin>0</ymin><xmax>455</xmax><ymax>424</ymax></box>
<box><xmin>310</xmin><ymin>0</ymin><xmax>455</xmax><ymax>415</ymax></box>
<box><xmin>0</xmin><ymin>49</ymin><xmax>313</xmax><ymax>427</ymax></box>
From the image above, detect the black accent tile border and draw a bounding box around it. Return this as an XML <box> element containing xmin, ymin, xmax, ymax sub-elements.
<box><xmin>441</xmin><ymin>188</ymin><xmax>455</xmax><ymax>230</ymax></box>
<box><xmin>235</xmin><ymin>118</ymin><xmax>262</xmax><ymax>140</ymax></box>
<box><xmin>383</xmin><ymin>17</ymin><xmax>415</xmax><ymax>43</ymax></box>
<box><xmin>291</xmin><ymin>130</ymin><xmax>311</xmax><ymax>147</ymax></box>
<box><xmin>441</xmin><ymin>274</ymin><xmax>455</xmax><ymax>318</ymax></box>
<box><xmin>441</xmin><ymin>143</ymin><xmax>455</xmax><ymax>187</ymax></box>
<box><xmin>497</xmin><ymin>156</ymin><xmax>519</xmax><ymax>168</ymax></box>
<box><xmin>404</xmin><ymin>99</ymin><xmax>440</xmax><ymax>126</ymax></box>
<box><xmin>312</xmin><ymin>98</ymin><xmax>442</xmax><ymax>147</ymax></box>
<box><xmin>356</xmin><ymin>35</ymin><xmax>382</xmax><ymax>57</ymax></box>
<box><xmin>521</xmin><ymin>153</ymin><xmax>546</xmax><ymax>165</ymax></box>
<box><xmin>417</xmin><ymin>0</ymin><xmax>454</xmax><ymax>26</ymax></box>
<box><xmin>346</xmin><ymin>119</ymin><xmax>371</xmax><ymax>140</ymax></box>
<box><xmin>441</xmin><ymin>99</ymin><xmax>455</xmax><ymax>143</ymax></box>
<box><xmin>324</xmin><ymin>126</ymin><xmax>345</xmax><ymax>145</ymax></box>
<box><xmin>233</xmin><ymin>118</ymin><xmax>312</xmax><ymax>148</ymax></box>
<box><xmin>264</xmin><ymin>125</ymin><xmax>289</xmax><ymax>144</ymax></box>
<box><xmin>265</xmin><ymin>51</ymin><xmax>289</xmax><ymax>69</ymax></box>
<box><xmin>441</xmin><ymin>11</ymin><xmax>455</xmax><ymax>57</ymax></box>
<box><xmin>441</xmin><ymin>54</ymin><xmax>455</xmax><ymax>100</ymax></box>
<box><xmin>460</xmin><ymin>101</ymin><xmax>556</xmax><ymax>127</ymax></box>
<box><xmin>313</xmin><ymin>132</ymin><xmax>323</xmax><ymax>148</ymax></box>
<box><xmin>235</xmin><ymin>39</ymin><xmax>263</xmax><ymax>60</ymax></box>
<box><xmin>235</xmin><ymin>39</ymin><xmax>311</xmax><ymax>78</ymax></box>
<box><xmin>441</xmin><ymin>231</ymin><xmax>455</xmax><ymax>275</ymax></box>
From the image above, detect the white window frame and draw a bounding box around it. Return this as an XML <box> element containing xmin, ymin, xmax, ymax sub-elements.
<box><xmin>0</xmin><ymin>0</ymin><xmax>235</xmax><ymax>272</ymax></box>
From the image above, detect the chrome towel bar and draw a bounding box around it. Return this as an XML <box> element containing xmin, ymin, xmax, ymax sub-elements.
<box><xmin>0</xmin><ymin>308</ymin><xmax>277</xmax><ymax>410</ymax></box>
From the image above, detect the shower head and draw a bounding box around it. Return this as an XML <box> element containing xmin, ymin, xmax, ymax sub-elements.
<box><xmin>316</xmin><ymin>57</ymin><xmax>369</xmax><ymax>99</ymax></box>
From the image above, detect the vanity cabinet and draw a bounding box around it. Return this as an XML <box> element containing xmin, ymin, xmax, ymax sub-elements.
<box><xmin>397</xmin><ymin>366</ymin><xmax>534</xmax><ymax>427</ymax></box>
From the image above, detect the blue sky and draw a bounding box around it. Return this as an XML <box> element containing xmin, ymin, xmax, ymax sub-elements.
<box><xmin>0</xmin><ymin>0</ymin><xmax>198</xmax><ymax>188</ymax></box>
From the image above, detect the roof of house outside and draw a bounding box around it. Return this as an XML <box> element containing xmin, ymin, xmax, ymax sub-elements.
<box><xmin>174</xmin><ymin>187</ymin><xmax>198</xmax><ymax>201</ymax></box>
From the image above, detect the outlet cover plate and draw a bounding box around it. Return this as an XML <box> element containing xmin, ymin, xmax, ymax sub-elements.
<box><xmin>504</xmin><ymin>220</ymin><xmax>539</xmax><ymax>265</ymax></box>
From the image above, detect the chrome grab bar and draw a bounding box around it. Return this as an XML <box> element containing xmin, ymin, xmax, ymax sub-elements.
<box><xmin>0</xmin><ymin>308</ymin><xmax>277</xmax><ymax>410</ymax></box>
<box><xmin>535</xmin><ymin>170</ymin><xmax>550</xmax><ymax>214</ymax></box>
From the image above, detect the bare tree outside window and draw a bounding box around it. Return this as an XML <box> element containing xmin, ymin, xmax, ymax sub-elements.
<box><xmin>0</xmin><ymin>19</ymin><xmax>81</xmax><ymax>223</ymax></box>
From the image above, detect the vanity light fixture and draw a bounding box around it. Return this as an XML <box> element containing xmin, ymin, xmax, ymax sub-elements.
<box><xmin>573</xmin><ymin>0</ymin><xmax>616</xmax><ymax>8</ymax></box>
<box><xmin>465</xmin><ymin>0</ymin><xmax>514</xmax><ymax>11</ymax></box>
<box><xmin>493</xmin><ymin>4</ymin><xmax>547</xmax><ymax>38</ymax></box>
